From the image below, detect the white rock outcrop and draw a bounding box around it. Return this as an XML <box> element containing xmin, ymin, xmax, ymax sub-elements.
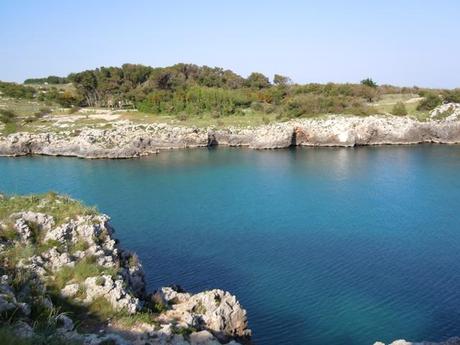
<box><xmin>2</xmin><ymin>110</ymin><xmax>460</xmax><ymax>158</ymax></box>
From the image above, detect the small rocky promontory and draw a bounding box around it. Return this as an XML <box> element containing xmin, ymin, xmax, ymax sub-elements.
<box><xmin>0</xmin><ymin>192</ymin><xmax>251</xmax><ymax>345</ymax></box>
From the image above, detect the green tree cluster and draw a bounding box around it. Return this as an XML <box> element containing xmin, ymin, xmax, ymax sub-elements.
<box><xmin>24</xmin><ymin>76</ymin><xmax>69</xmax><ymax>84</ymax></box>
<box><xmin>9</xmin><ymin>64</ymin><xmax>456</xmax><ymax>119</ymax></box>
<box><xmin>0</xmin><ymin>81</ymin><xmax>36</xmax><ymax>99</ymax></box>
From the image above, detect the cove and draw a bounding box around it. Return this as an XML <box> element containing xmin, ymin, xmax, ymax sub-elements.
<box><xmin>2</xmin><ymin>145</ymin><xmax>460</xmax><ymax>345</ymax></box>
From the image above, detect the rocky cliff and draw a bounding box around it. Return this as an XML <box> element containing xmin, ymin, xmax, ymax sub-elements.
<box><xmin>2</xmin><ymin>105</ymin><xmax>460</xmax><ymax>159</ymax></box>
<box><xmin>0</xmin><ymin>193</ymin><xmax>251</xmax><ymax>345</ymax></box>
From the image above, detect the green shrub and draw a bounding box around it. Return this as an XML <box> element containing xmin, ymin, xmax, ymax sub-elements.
<box><xmin>0</xmin><ymin>109</ymin><xmax>17</xmax><ymax>124</ymax></box>
<box><xmin>417</xmin><ymin>93</ymin><xmax>442</xmax><ymax>111</ymax></box>
<box><xmin>283</xmin><ymin>94</ymin><xmax>375</xmax><ymax>117</ymax></box>
<box><xmin>137</xmin><ymin>86</ymin><xmax>254</xmax><ymax>116</ymax></box>
<box><xmin>391</xmin><ymin>102</ymin><xmax>408</xmax><ymax>116</ymax></box>
<box><xmin>0</xmin><ymin>81</ymin><xmax>36</xmax><ymax>99</ymax></box>
<box><xmin>24</xmin><ymin>76</ymin><xmax>69</xmax><ymax>85</ymax></box>
<box><xmin>443</xmin><ymin>89</ymin><xmax>460</xmax><ymax>103</ymax></box>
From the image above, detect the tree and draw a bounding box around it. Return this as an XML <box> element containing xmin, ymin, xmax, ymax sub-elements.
<box><xmin>273</xmin><ymin>74</ymin><xmax>291</xmax><ymax>86</ymax></box>
<box><xmin>246</xmin><ymin>72</ymin><xmax>271</xmax><ymax>89</ymax></box>
<box><xmin>69</xmin><ymin>70</ymin><xmax>99</xmax><ymax>106</ymax></box>
<box><xmin>122</xmin><ymin>64</ymin><xmax>152</xmax><ymax>85</ymax></box>
<box><xmin>360</xmin><ymin>85</ymin><xmax>378</xmax><ymax>102</ymax></box>
<box><xmin>222</xmin><ymin>70</ymin><xmax>245</xmax><ymax>89</ymax></box>
<box><xmin>361</xmin><ymin>78</ymin><xmax>377</xmax><ymax>88</ymax></box>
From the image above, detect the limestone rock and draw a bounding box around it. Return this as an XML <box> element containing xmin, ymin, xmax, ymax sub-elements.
<box><xmin>154</xmin><ymin>286</ymin><xmax>192</xmax><ymax>305</ymax></box>
<box><xmin>2</xmin><ymin>113</ymin><xmax>460</xmax><ymax>158</ymax></box>
<box><xmin>42</xmin><ymin>248</ymin><xmax>74</xmax><ymax>270</ymax></box>
<box><xmin>189</xmin><ymin>330</ymin><xmax>221</xmax><ymax>345</ymax></box>
<box><xmin>160</xmin><ymin>289</ymin><xmax>251</xmax><ymax>341</ymax></box>
<box><xmin>61</xmin><ymin>283</ymin><xmax>80</xmax><ymax>298</ymax></box>
<box><xmin>83</xmin><ymin>275</ymin><xmax>142</xmax><ymax>314</ymax></box>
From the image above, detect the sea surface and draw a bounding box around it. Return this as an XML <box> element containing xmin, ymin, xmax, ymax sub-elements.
<box><xmin>2</xmin><ymin>145</ymin><xmax>460</xmax><ymax>345</ymax></box>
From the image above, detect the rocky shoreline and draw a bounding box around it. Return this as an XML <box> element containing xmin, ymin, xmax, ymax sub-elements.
<box><xmin>0</xmin><ymin>193</ymin><xmax>250</xmax><ymax>344</ymax></box>
<box><xmin>1</xmin><ymin>111</ymin><xmax>460</xmax><ymax>159</ymax></box>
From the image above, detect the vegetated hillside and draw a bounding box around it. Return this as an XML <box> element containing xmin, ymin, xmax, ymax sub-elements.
<box><xmin>2</xmin><ymin>63</ymin><xmax>459</xmax><ymax>121</ymax></box>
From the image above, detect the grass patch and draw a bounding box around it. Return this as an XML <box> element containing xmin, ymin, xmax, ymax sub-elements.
<box><xmin>0</xmin><ymin>325</ymin><xmax>82</xmax><ymax>345</ymax></box>
<box><xmin>36</xmin><ymin>239</ymin><xmax>61</xmax><ymax>253</ymax></box>
<box><xmin>86</xmin><ymin>296</ymin><xmax>115</xmax><ymax>320</ymax></box>
<box><xmin>0</xmin><ymin>192</ymin><xmax>98</xmax><ymax>226</ymax></box>
<box><xmin>52</xmin><ymin>256</ymin><xmax>118</xmax><ymax>289</ymax></box>
<box><xmin>69</xmin><ymin>239</ymin><xmax>89</xmax><ymax>254</ymax></box>
<box><xmin>115</xmin><ymin>310</ymin><xmax>158</xmax><ymax>327</ymax></box>
<box><xmin>1</xmin><ymin>244</ymin><xmax>36</xmax><ymax>269</ymax></box>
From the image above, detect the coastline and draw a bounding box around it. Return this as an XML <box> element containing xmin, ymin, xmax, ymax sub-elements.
<box><xmin>0</xmin><ymin>193</ymin><xmax>251</xmax><ymax>345</ymax></box>
<box><xmin>1</xmin><ymin>115</ymin><xmax>460</xmax><ymax>159</ymax></box>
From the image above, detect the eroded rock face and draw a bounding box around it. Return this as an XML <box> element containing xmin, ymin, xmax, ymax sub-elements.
<box><xmin>0</xmin><ymin>122</ymin><xmax>209</xmax><ymax>158</ymax></box>
<box><xmin>157</xmin><ymin>288</ymin><xmax>251</xmax><ymax>342</ymax></box>
<box><xmin>2</xmin><ymin>109</ymin><xmax>460</xmax><ymax>158</ymax></box>
<box><xmin>84</xmin><ymin>275</ymin><xmax>141</xmax><ymax>314</ymax></box>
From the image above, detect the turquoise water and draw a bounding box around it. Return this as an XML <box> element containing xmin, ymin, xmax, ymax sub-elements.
<box><xmin>2</xmin><ymin>146</ymin><xmax>460</xmax><ymax>345</ymax></box>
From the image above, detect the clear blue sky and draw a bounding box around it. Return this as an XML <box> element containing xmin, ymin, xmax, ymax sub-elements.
<box><xmin>1</xmin><ymin>0</ymin><xmax>459</xmax><ymax>88</ymax></box>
